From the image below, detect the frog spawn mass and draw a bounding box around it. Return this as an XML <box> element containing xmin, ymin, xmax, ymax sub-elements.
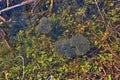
<box><xmin>37</xmin><ymin>17</ymin><xmax>53</xmax><ymax>34</ymax></box>
<box><xmin>54</xmin><ymin>34</ymin><xmax>90</xmax><ymax>58</ymax></box>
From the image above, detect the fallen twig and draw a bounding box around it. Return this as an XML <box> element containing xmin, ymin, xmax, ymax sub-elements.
<box><xmin>0</xmin><ymin>0</ymin><xmax>35</xmax><ymax>14</ymax></box>
<box><xmin>114</xmin><ymin>66</ymin><xmax>120</xmax><ymax>72</ymax></box>
<box><xmin>31</xmin><ymin>0</ymin><xmax>40</xmax><ymax>13</ymax></box>
<box><xmin>0</xmin><ymin>16</ymin><xmax>6</xmax><ymax>21</ymax></box>
<box><xmin>0</xmin><ymin>28</ymin><xmax>13</xmax><ymax>50</ymax></box>
<box><xmin>94</xmin><ymin>0</ymin><xmax>106</xmax><ymax>24</ymax></box>
<box><xmin>49</xmin><ymin>0</ymin><xmax>53</xmax><ymax>15</ymax></box>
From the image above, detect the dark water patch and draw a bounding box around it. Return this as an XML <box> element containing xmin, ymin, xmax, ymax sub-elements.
<box><xmin>0</xmin><ymin>0</ymin><xmax>30</xmax><ymax>36</ymax></box>
<box><xmin>85</xmin><ymin>0</ymin><xmax>105</xmax><ymax>20</ymax></box>
<box><xmin>0</xmin><ymin>0</ymin><xmax>26</xmax><ymax>19</ymax></box>
<box><xmin>85</xmin><ymin>4</ymin><xmax>98</xmax><ymax>20</ymax></box>
<box><xmin>98</xmin><ymin>0</ymin><xmax>105</xmax><ymax>8</ymax></box>
<box><xmin>0</xmin><ymin>0</ymin><xmax>6</xmax><ymax>9</ymax></box>
<box><xmin>5</xmin><ymin>13</ymin><xmax>31</xmax><ymax>36</ymax></box>
<box><xmin>85</xmin><ymin>46</ymin><xmax>98</xmax><ymax>58</ymax></box>
<box><xmin>77</xmin><ymin>0</ymin><xmax>84</xmax><ymax>7</ymax></box>
<box><xmin>48</xmin><ymin>25</ymin><xmax>66</xmax><ymax>41</ymax></box>
<box><xmin>52</xmin><ymin>0</ymin><xmax>63</xmax><ymax>13</ymax></box>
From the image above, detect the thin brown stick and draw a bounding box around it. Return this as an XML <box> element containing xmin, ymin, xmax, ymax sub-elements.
<box><xmin>3</xmin><ymin>37</ymin><xmax>12</xmax><ymax>50</ymax></box>
<box><xmin>31</xmin><ymin>0</ymin><xmax>41</xmax><ymax>13</ymax></box>
<box><xmin>94</xmin><ymin>0</ymin><xmax>106</xmax><ymax>24</ymax></box>
<box><xmin>0</xmin><ymin>16</ymin><xmax>6</xmax><ymax>21</ymax></box>
<box><xmin>0</xmin><ymin>28</ymin><xmax>12</xmax><ymax>50</ymax></box>
<box><xmin>114</xmin><ymin>66</ymin><xmax>120</xmax><ymax>72</ymax></box>
<box><xmin>49</xmin><ymin>0</ymin><xmax>53</xmax><ymax>15</ymax></box>
<box><xmin>99</xmin><ymin>62</ymin><xmax>107</xmax><ymax>76</ymax></box>
<box><xmin>0</xmin><ymin>0</ymin><xmax>34</xmax><ymax>14</ymax></box>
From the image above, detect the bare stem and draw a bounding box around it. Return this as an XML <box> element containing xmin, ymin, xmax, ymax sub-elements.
<box><xmin>49</xmin><ymin>0</ymin><xmax>54</xmax><ymax>15</ymax></box>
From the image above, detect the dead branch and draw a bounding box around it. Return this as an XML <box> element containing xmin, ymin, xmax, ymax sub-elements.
<box><xmin>0</xmin><ymin>0</ymin><xmax>35</xmax><ymax>14</ymax></box>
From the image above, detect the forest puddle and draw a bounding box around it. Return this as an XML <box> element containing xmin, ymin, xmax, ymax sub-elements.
<box><xmin>0</xmin><ymin>0</ymin><xmax>120</xmax><ymax>79</ymax></box>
